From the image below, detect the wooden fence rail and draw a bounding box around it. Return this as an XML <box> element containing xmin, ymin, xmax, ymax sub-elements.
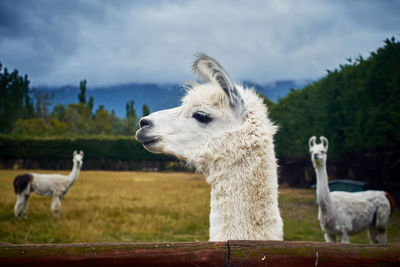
<box><xmin>1</xmin><ymin>241</ymin><xmax>400</xmax><ymax>267</ymax></box>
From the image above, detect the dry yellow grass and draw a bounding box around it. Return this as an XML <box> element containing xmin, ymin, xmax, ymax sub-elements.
<box><xmin>0</xmin><ymin>170</ymin><xmax>399</xmax><ymax>244</ymax></box>
<box><xmin>0</xmin><ymin>170</ymin><xmax>210</xmax><ymax>243</ymax></box>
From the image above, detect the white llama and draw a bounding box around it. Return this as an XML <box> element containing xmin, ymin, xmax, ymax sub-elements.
<box><xmin>13</xmin><ymin>151</ymin><xmax>84</xmax><ymax>218</ymax></box>
<box><xmin>309</xmin><ymin>136</ymin><xmax>394</xmax><ymax>243</ymax></box>
<box><xmin>135</xmin><ymin>54</ymin><xmax>283</xmax><ymax>241</ymax></box>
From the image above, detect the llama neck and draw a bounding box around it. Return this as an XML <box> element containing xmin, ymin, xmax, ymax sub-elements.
<box><xmin>68</xmin><ymin>161</ymin><xmax>80</xmax><ymax>186</ymax></box>
<box><xmin>315</xmin><ymin>163</ymin><xmax>335</xmax><ymax>214</ymax></box>
<box><xmin>200</xmin><ymin>130</ymin><xmax>282</xmax><ymax>240</ymax></box>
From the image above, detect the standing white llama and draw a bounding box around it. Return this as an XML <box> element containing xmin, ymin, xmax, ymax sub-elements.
<box><xmin>13</xmin><ymin>150</ymin><xmax>84</xmax><ymax>218</ymax></box>
<box><xmin>136</xmin><ymin>54</ymin><xmax>283</xmax><ymax>241</ymax></box>
<box><xmin>309</xmin><ymin>136</ymin><xmax>394</xmax><ymax>243</ymax></box>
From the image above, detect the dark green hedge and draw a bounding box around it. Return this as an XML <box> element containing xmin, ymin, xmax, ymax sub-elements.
<box><xmin>269</xmin><ymin>37</ymin><xmax>400</xmax><ymax>159</ymax></box>
<box><xmin>0</xmin><ymin>135</ymin><xmax>171</xmax><ymax>161</ymax></box>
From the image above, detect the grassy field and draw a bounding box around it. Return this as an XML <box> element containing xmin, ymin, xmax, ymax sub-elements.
<box><xmin>0</xmin><ymin>170</ymin><xmax>399</xmax><ymax>244</ymax></box>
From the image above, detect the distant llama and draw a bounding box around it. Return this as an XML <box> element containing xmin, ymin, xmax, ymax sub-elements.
<box><xmin>136</xmin><ymin>54</ymin><xmax>283</xmax><ymax>241</ymax></box>
<box><xmin>309</xmin><ymin>136</ymin><xmax>395</xmax><ymax>243</ymax></box>
<box><xmin>13</xmin><ymin>151</ymin><xmax>84</xmax><ymax>218</ymax></box>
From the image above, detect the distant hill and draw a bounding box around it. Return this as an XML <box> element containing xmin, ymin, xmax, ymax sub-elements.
<box><xmin>242</xmin><ymin>80</ymin><xmax>310</xmax><ymax>101</ymax></box>
<box><xmin>36</xmin><ymin>80</ymin><xmax>311</xmax><ymax>118</ymax></box>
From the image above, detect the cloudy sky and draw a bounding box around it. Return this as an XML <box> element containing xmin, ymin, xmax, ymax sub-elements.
<box><xmin>0</xmin><ymin>0</ymin><xmax>399</xmax><ymax>87</ymax></box>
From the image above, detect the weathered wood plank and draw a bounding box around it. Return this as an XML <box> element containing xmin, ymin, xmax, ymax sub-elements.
<box><xmin>1</xmin><ymin>241</ymin><xmax>400</xmax><ymax>266</ymax></box>
<box><xmin>0</xmin><ymin>242</ymin><xmax>227</xmax><ymax>267</ymax></box>
<box><xmin>228</xmin><ymin>241</ymin><xmax>400</xmax><ymax>267</ymax></box>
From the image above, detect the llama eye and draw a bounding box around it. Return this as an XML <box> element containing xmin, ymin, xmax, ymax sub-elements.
<box><xmin>192</xmin><ymin>112</ymin><xmax>213</xmax><ymax>124</ymax></box>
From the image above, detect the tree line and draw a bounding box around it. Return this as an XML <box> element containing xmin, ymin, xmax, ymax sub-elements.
<box><xmin>0</xmin><ymin>67</ymin><xmax>150</xmax><ymax>136</ymax></box>
<box><xmin>267</xmin><ymin>37</ymin><xmax>400</xmax><ymax>160</ymax></box>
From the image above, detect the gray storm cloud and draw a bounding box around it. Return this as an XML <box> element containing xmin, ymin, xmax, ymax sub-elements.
<box><xmin>0</xmin><ymin>0</ymin><xmax>399</xmax><ymax>86</ymax></box>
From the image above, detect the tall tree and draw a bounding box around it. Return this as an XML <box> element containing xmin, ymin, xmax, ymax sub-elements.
<box><xmin>87</xmin><ymin>96</ymin><xmax>94</xmax><ymax>115</ymax></box>
<box><xmin>78</xmin><ymin>79</ymin><xmax>87</xmax><ymax>104</ymax></box>
<box><xmin>0</xmin><ymin>62</ymin><xmax>34</xmax><ymax>133</ymax></box>
<box><xmin>142</xmin><ymin>104</ymin><xmax>150</xmax><ymax>117</ymax></box>
<box><xmin>33</xmin><ymin>89</ymin><xmax>53</xmax><ymax>119</ymax></box>
<box><xmin>125</xmin><ymin>100</ymin><xmax>137</xmax><ymax>118</ymax></box>
<box><xmin>122</xmin><ymin>100</ymin><xmax>138</xmax><ymax>135</ymax></box>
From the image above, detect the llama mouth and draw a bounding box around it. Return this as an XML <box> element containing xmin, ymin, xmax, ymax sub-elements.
<box><xmin>143</xmin><ymin>138</ymin><xmax>160</xmax><ymax>146</ymax></box>
<box><xmin>135</xmin><ymin>128</ymin><xmax>161</xmax><ymax>150</ymax></box>
<box><xmin>138</xmin><ymin>136</ymin><xmax>161</xmax><ymax>146</ymax></box>
<box><xmin>142</xmin><ymin>138</ymin><xmax>162</xmax><ymax>153</ymax></box>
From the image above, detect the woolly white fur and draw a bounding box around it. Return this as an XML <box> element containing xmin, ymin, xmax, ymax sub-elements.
<box><xmin>14</xmin><ymin>151</ymin><xmax>83</xmax><ymax>218</ymax></box>
<box><xmin>136</xmin><ymin>55</ymin><xmax>283</xmax><ymax>241</ymax></box>
<box><xmin>309</xmin><ymin>136</ymin><xmax>391</xmax><ymax>244</ymax></box>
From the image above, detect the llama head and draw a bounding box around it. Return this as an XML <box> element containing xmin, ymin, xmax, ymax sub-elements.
<box><xmin>309</xmin><ymin>136</ymin><xmax>328</xmax><ymax>167</ymax></box>
<box><xmin>136</xmin><ymin>54</ymin><xmax>275</xmax><ymax>170</ymax></box>
<box><xmin>73</xmin><ymin>150</ymin><xmax>84</xmax><ymax>169</ymax></box>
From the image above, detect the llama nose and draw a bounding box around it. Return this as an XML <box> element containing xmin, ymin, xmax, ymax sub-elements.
<box><xmin>314</xmin><ymin>154</ymin><xmax>319</xmax><ymax>160</ymax></box>
<box><xmin>139</xmin><ymin>118</ymin><xmax>153</xmax><ymax>128</ymax></box>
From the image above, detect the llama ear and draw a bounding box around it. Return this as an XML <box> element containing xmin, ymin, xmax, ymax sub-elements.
<box><xmin>192</xmin><ymin>54</ymin><xmax>245</xmax><ymax>116</ymax></box>
<box><xmin>320</xmin><ymin>136</ymin><xmax>329</xmax><ymax>150</ymax></box>
<box><xmin>73</xmin><ymin>150</ymin><xmax>77</xmax><ymax>156</ymax></box>
<box><xmin>80</xmin><ymin>150</ymin><xmax>84</xmax><ymax>157</ymax></box>
<box><xmin>309</xmin><ymin>136</ymin><xmax>316</xmax><ymax>148</ymax></box>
